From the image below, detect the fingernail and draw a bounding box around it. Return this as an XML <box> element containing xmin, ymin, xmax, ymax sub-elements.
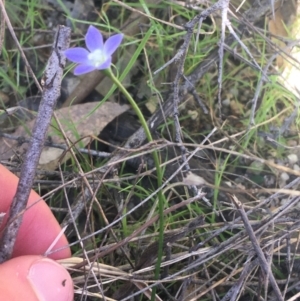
<box><xmin>28</xmin><ymin>258</ymin><xmax>73</xmax><ymax>301</ymax></box>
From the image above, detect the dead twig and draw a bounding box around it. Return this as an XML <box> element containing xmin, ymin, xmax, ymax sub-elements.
<box><xmin>231</xmin><ymin>194</ymin><xmax>284</xmax><ymax>301</ymax></box>
<box><xmin>0</xmin><ymin>25</ymin><xmax>71</xmax><ymax>263</ymax></box>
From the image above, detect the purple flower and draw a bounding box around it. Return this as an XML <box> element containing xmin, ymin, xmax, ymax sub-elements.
<box><xmin>65</xmin><ymin>25</ymin><xmax>123</xmax><ymax>75</ymax></box>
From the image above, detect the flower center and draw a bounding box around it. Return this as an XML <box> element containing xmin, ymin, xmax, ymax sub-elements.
<box><xmin>88</xmin><ymin>49</ymin><xmax>107</xmax><ymax>67</ymax></box>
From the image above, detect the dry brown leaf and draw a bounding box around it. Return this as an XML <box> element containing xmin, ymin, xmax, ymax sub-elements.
<box><xmin>0</xmin><ymin>102</ymin><xmax>129</xmax><ymax>170</ymax></box>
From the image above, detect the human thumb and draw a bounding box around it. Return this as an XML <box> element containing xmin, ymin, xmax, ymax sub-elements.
<box><xmin>0</xmin><ymin>255</ymin><xmax>73</xmax><ymax>301</ymax></box>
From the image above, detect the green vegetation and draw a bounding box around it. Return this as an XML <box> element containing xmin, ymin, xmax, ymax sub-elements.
<box><xmin>2</xmin><ymin>0</ymin><xmax>300</xmax><ymax>300</ymax></box>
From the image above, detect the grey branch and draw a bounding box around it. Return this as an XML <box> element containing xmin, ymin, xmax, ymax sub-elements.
<box><xmin>0</xmin><ymin>25</ymin><xmax>71</xmax><ymax>263</ymax></box>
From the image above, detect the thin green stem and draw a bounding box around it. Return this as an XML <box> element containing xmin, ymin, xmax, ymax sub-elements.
<box><xmin>104</xmin><ymin>68</ymin><xmax>165</xmax><ymax>298</ymax></box>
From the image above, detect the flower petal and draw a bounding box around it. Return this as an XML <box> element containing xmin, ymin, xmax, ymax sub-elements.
<box><xmin>103</xmin><ymin>34</ymin><xmax>123</xmax><ymax>56</ymax></box>
<box><xmin>96</xmin><ymin>57</ymin><xmax>112</xmax><ymax>70</ymax></box>
<box><xmin>73</xmin><ymin>64</ymin><xmax>96</xmax><ymax>75</ymax></box>
<box><xmin>65</xmin><ymin>48</ymin><xmax>90</xmax><ymax>64</ymax></box>
<box><xmin>85</xmin><ymin>25</ymin><xmax>103</xmax><ymax>52</ymax></box>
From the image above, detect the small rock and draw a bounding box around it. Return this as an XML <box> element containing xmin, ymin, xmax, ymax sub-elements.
<box><xmin>287</xmin><ymin>154</ymin><xmax>298</xmax><ymax>165</ymax></box>
<box><xmin>279</xmin><ymin>172</ymin><xmax>290</xmax><ymax>188</ymax></box>
<box><xmin>222</xmin><ymin>98</ymin><xmax>230</xmax><ymax>106</ymax></box>
<box><xmin>263</xmin><ymin>175</ymin><xmax>276</xmax><ymax>187</ymax></box>
<box><xmin>280</xmin><ymin>172</ymin><xmax>290</xmax><ymax>182</ymax></box>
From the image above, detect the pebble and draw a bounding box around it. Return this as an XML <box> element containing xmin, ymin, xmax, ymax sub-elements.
<box><xmin>279</xmin><ymin>172</ymin><xmax>290</xmax><ymax>188</ymax></box>
<box><xmin>280</xmin><ymin>172</ymin><xmax>290</xmax><ymax>182</ymax></box>
<box><xmin>287</xmin><ymin>154</ymin><xmax>298</xmax><ymax>165</ymax></box>
<box><xmin>222</xmin><ymin>98</ymin><xmax>230</xmax><ymax>106</ymax></box>
<box><xmin>263</xmin><ymin>175</ymin><xmax>276</xmax><ymax>187</ymax></box>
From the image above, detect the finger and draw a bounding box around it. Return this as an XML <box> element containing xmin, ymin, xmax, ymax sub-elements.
<box><xmin>0</xmin><ymin>255</ymin><xmax>73</xmax><ymax>301</ymax></box>
<box><xmin>0</xmin><ymin>164</ymin><xmax>70</xmax><ymax>259</ymax></box>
